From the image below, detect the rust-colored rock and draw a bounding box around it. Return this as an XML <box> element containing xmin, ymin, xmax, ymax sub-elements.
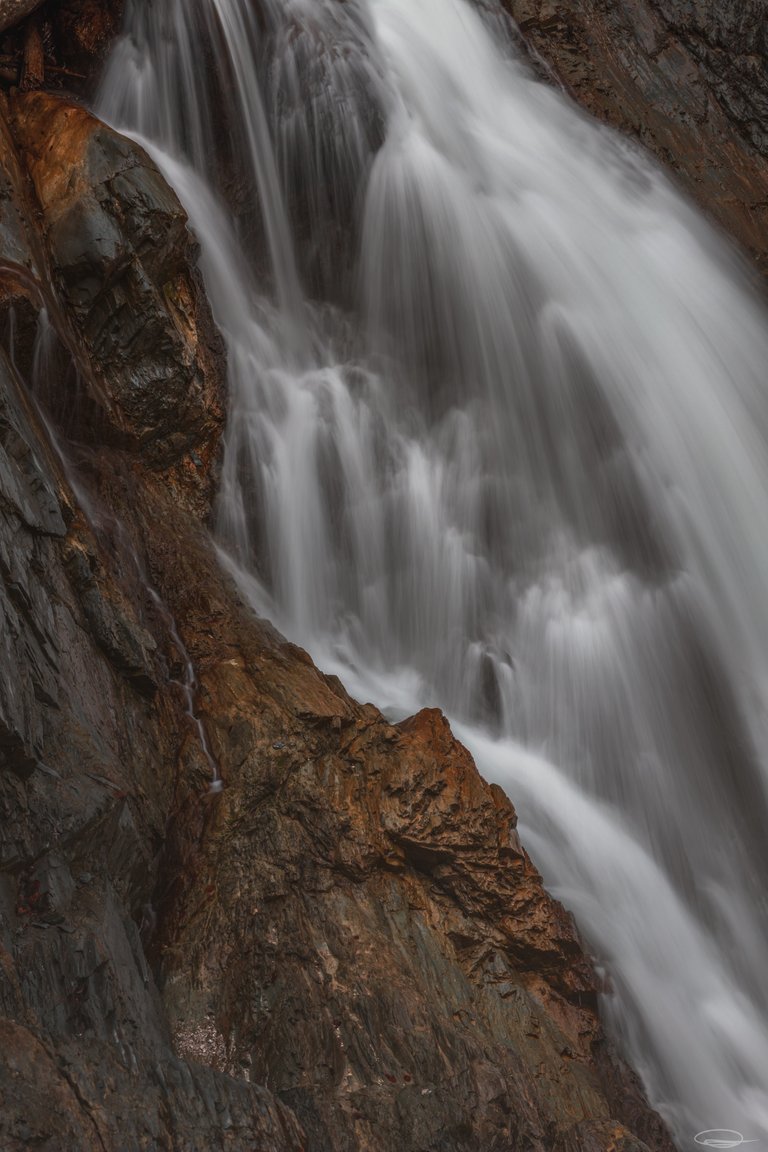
<box><xmin>6</xmin><ymin>90</ymin><xmax>225</xmax><ymax>512</ymax></box>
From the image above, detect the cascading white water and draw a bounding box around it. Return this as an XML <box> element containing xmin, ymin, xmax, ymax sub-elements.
<box><xmin>100</xmin><ymin>0</ymin><xmax>768</xmax><ymax>1143</ymax></box>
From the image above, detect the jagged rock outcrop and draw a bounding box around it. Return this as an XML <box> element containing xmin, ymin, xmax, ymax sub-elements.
<box><xmin>504</xmin><ymin>0</ymin><xmax>768</xmax><ymax>273</ymax></box>
<box><xmin>0</xmin><ymin>80</ymin><xmax>676</xmax><ymax>1152</ymax></box>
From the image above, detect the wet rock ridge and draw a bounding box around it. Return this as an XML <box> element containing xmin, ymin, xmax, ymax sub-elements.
<box><xmin>503</xmin><ymin>0</ymin><xmax>768</xmax><ymax>274</ymax></box>
<box><xmin>0</xmin><ymin>65</ymin><xmax>677</xmax><ymax>1152</ymax></box>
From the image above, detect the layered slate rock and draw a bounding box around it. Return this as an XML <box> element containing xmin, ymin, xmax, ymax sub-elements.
<box><xmin>0</xmin><ymin>351</ymin><xmax>64</xmax><ymax>777</ymax></box>
<box><xmin>0</xmin><ymin>84</ymin><xmax>675</xmax><ymax>1152</ymax></box>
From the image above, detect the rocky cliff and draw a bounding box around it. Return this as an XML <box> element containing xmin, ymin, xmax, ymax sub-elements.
<box><xmin>1</xmin><ymin>1</ymin><xmax>766</xmax><ymax>1150</ymax></box>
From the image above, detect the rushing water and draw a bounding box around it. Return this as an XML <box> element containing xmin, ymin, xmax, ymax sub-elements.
<box><xmin>100</xmin><ymin>0</ymin><xmax>768</xmax><ymax>1143</ymax></box>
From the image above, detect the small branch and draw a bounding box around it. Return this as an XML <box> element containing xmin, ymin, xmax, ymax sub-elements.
<box><xmin>44</xmin><ymin>63</ymin><xmax>87</xmax><ymax>81</ymax></box>
<box><xmin>0</xmin><ymin>55</ymin><xmax>87</xmax><ymax>84</ymax></box>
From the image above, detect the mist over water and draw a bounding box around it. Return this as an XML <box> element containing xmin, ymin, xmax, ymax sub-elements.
<box><xmin>101</xmin><ymin>0</ymin><xmax>768</xmax><ymax>1142</ymax></box>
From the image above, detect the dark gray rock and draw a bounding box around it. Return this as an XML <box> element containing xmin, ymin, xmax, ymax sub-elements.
<box><xmin>0</xmin><ymin>349</ymin><xmax>63</xmax><ymax>780</ymax></box>
<box><xmin>10</xmin><ymin>92</ymin><xmax>225</xmax><ymax>478</ymax></box>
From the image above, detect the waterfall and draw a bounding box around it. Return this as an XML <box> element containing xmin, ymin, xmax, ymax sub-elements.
<box><xmin>100</xmin><ymin>0</ymin><xmax>768</xmax><ymax>1143</ymax></box>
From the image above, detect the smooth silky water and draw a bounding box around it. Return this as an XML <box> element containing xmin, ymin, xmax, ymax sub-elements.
<box><xmin>99</xmin><ymin>0</ymin><xmax>768</xmax><ymax>1143</ymax></box>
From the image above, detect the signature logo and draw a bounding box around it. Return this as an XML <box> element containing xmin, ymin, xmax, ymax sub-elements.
<box><xmin>694</xmin><ymin>1133</ymin><xmax>758</xmax><ymax>1149</ymax></box>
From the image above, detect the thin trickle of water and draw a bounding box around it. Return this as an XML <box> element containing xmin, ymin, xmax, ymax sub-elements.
<box><xmin>100</xmin><ymin>0</ymin><xmax>305</xmax><ymax>325</ymax></box>
<box><xmin>100</xmin><ymin>0</ymin><xmax>768</xmax><ymax>1143</ymax></box>
<box><xmin>146</xmin><ymin>586</ymin><xmax>224</xmax><ymax>794</ymax></box>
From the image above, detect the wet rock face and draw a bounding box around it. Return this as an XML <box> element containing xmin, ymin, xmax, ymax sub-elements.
<box><xmin>0</xmin><ymin>351</ymin><xmax>65</xmax><ymax>778</ymax></box>
<box><xmin>504</xmin><ymin>0</ymin><xmax>768</xmax><ymax>273</ymax></box>
<box><xmin>9</xmin><ymin>92</ymin><xmax>224</xmax><ymax>480</ymax></box>
<box><xmin>0</xmin><ymin>97</ymin><xmax>305</xmax><ymax>1152</ymax></box>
